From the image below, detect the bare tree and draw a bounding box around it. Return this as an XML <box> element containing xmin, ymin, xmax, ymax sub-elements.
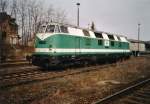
<box><xmin>54</xmin><ymin>8</ymin><xmax>68</xmax><ymax>24</ymax></box>
<box><xmin>17</xmin><ymin>0</ymin><xmax>28</xmax><ymax>45</ymax></box>
<box><xmin>46</xmin><ymin>5</ymin><xmax>54</xmax><ymax>23</ymax></box>
<box><xmin>10</xmin><ymin>0</ymin><xmax>17</xmax><ymax>18</ymax></box>
<box><xmin>45</xmin><ymin>6</ymin><xmax>68</xmax><ymax>24</ymax></box>
<box><xmin>2</xmin><ymin>0</ymin><xmax>68</xmax><ymax>46</ymax></box>
<box><xmin>30</xmin><ymin>1</ymin><xmax>44</xmax><ymax>34</ymax></box>
<box><xmin>27</xmin><ymin>7</ymin><xmax>32</xmax><ymax>41</ymax></box>
<box><xmin>0</xmin><ymin>0</ymin><xmax>9</xmax><ymax>12</ymax></box>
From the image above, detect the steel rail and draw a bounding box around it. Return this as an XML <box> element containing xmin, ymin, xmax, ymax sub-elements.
<box><xmin>0</xmin><ymin>66</ymin><xmax>39</xmax><ymax>76</ymax></box>
<box><xmin>0</xmin><ymin>56</ymin><xmax>148</xmax><ymax>89</ymax></box>
<box><xmin>93</xmin><ymin>78</ymin><xmax>150</xmax><ymax>104</ymax></box>
<box><xmin>0</xmin><ymin>63</ymin><xmax>117</xmax><ymax>89</ymax></box>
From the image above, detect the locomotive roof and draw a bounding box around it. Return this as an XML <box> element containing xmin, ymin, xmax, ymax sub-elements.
<box><xmin>43</xmin><ymin>22</ymin><xmax>127</xmax><ymax>38</ymax></box>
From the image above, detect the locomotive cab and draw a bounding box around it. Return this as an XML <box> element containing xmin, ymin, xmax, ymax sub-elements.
<box><xmin>32</xmin><ymin>23</ymin><xmax>69</xmax><ymax>67</ymax></box>
<box><xmin>46</xmin><ymin>24</ymin><xmax>59</xmax><ymax>33</ymax></box>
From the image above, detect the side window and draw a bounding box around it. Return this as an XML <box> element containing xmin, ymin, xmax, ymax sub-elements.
<box><xmin>49</xmin><ymin>44</ymin><xmax>52</xmax><ymax>48</ymax></box>
<box><xmin>98</xmin><ymin>40</ymin><xmax>103</xmax><ymax>45</ymax></box>
<box><xmin>46</xmin><ymin>25</ymin><xmax>55</xmax><ymax>33</ymax></box>
<box><xmin>60</xmin><ymin>26</ymin><xmax>68</xmax><ymax>33</ymax></box>
<box><xmin>85</xmin><ymin>38</ymin><xmax>91</xmax><ymax>45</ymax></box>
<box><xmin>83</xmin><ymin>29</ymin><xmax>90</xmax><ymax>36</ymax></box>
<box><xmin>111</xmin><ymin>41</ymin><xmax>114</xmax><ymax>46</ymax></box>
<box><xmin>95</xmin><ymin>32</ymin><xmax>103</xmax><ymax>38</ymax></box>
<box><xmin>119</xmin><ymin>42</ymin><xmax>122</xmax><ymax>47</ymax></box>
<box><xmin>38</xmin><ymin>26</ymin><xmax>46</xmax><ymax>33</ymax></box>
<box><xmin>108</xmin><ymin>35</ymin><xmax>114</xmax><ymax>40</ymax></box>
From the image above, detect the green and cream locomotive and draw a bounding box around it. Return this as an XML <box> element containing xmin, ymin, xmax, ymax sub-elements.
<box><xmin>32</xmin><ymin>22</ymin><xmax>131</xmax><ymax>67</ymax></box>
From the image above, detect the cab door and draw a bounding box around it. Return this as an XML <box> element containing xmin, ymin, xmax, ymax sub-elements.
<box><xmin>75</xmin><ymin>37</ymin><xmax>80</xmax><ymax>55</ymax></box>
<box><xmin>104</xmin><ymin>40</ymin><xmax>110</xmax><ymax>48</ymax></box>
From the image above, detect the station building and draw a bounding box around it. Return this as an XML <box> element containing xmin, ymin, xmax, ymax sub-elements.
<box><xmin>0</xmin><ymin>12</ymin><xmax>19</xmax><ymax>62</ymax></box>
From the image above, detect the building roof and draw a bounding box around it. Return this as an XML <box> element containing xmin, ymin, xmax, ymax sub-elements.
<box><xmin>0</xmin><ymin>12</ymin><xmax>17</xmax><ymax>26</ymax></box>
<box><xmin>128</xmin><ymin>39</ymin><xmax>150</xmax><ymax>44</ymax></box>
<box><xmin>0</xmin><ymin>12</ymin><xmax>9</xmax><ymax>22</ymax></box>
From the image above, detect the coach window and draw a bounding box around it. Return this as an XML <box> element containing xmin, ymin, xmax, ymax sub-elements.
<box><xmin>98</xmin><ymin>40</ymin><xmax>103</xmax><ymax>45</ymax></box>
<box><xmin>46</xmin><ymin>25</ymin><xmax>55</xmax><ymax>33</ymax></box>
<box><xmin>83</xmin><ymin>29</ymin><xmax>90</xmax><ymax>36</ymax></box>
<box><xmin>60</xmin><ymin>26</ymin><xmax>68</xmax><ymax>33</ymax></box>
<box><xmin>95</xmin><ymin>32</ymin><xmax>103</xmax><ymax>38</ymax></box>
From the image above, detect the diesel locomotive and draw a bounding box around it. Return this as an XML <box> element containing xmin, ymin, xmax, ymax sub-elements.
<box><xmin>32</xmin><ymin>22</ymin><xmax>131</xmax><ymax>68</ymax></box>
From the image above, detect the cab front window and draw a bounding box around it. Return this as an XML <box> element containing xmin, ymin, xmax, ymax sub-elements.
<box><xmin>46</xmin><ymin>25</ymin><xmax>55</xmax><ymax>33</ymax></box>
<box><xmin>38</xmin><ymin>25</ymin><xmax>46</xmax><ymax>33</ymax></box>
<box><xmin>60</xmin><ymin>26</ymin><xmax>68</xmax><ymax>33</ymax></box>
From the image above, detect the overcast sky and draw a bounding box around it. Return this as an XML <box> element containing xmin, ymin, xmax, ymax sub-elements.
<box><xmin>44</xmin><ymin>0</ymin><xmax>150</xmax><ymax>41</ymax></box>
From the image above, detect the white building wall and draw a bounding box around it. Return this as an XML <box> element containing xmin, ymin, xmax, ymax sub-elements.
<box><xmin>130</xmin><ymin>42</ymin><xmax>145</xmax><ymax>52</ymax></box>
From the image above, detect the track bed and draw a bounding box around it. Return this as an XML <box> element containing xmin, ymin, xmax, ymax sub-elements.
<box><xmin>0</xmin><ymin>56</ymin><xmax>150</xmax><ymax>104</ymax></box>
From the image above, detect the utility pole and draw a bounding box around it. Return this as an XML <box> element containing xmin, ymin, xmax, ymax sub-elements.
<box><xmin>138</xmin><ymin>23</ymin><xmax>141</xmax><ymax>54</ymax></box>
<box><xmin>76</xmin><ymin>3</ymin><xmax>80</xmax><ymax>27</ymax></box>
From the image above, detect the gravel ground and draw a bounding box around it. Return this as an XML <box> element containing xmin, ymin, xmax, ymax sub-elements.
<box><xmin>0</xmin><ymin>56</ymin><xmax>150</xmax><ymax>104</ymax></box>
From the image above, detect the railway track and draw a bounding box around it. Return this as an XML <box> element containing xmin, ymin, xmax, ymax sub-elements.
<box><xmin>0</xmin><ymin>69</ymin><xmax>43</xmax><ymax>80</ymax></box>
<box><xmin>116</xmin><ymin>85</ymin><xmax>150</xmax><ymax>104</ymax></box>
<box><xmin>0</xmin><ymin>56</ymin><xmax>147</xmax><ymax>80</ymax></box>
<box><xmin>0</xmin><ymin>65</ymin><xmax>39</xmax><ymax>76</ymax></box>
<box><xmin>0</xmin><ymin>56</ymin><xmax>147</xmax><ymax>89</ymax></box>
<box><xmin>0</xmin><ymin>60</ymin><xmax>29</xmax><ymax>68</ymax></box>
<box><xmin>93</xmin><ymin>78</ymin><xmax>150</xmax><ymax>104</ymax></box>
<box><xmin>0</xmin><ymin>63</ymin><xmax>117</xmax><ymax>89</ymax></box>
<box><xmin>0</xmin><ymin>55</ymin><xmax>148</xmax><ymax>88</ymax></box>
<box><xmin>0</xmin><ymin>57</ymin><xmax>149</xmax><ymax>104</ymax></box>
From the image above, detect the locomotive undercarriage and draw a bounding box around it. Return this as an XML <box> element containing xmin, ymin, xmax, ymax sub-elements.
<box><xmin>32</xmin><ymin>53</ymin><xmax>130</xmax><ymax>69</ymax></box>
